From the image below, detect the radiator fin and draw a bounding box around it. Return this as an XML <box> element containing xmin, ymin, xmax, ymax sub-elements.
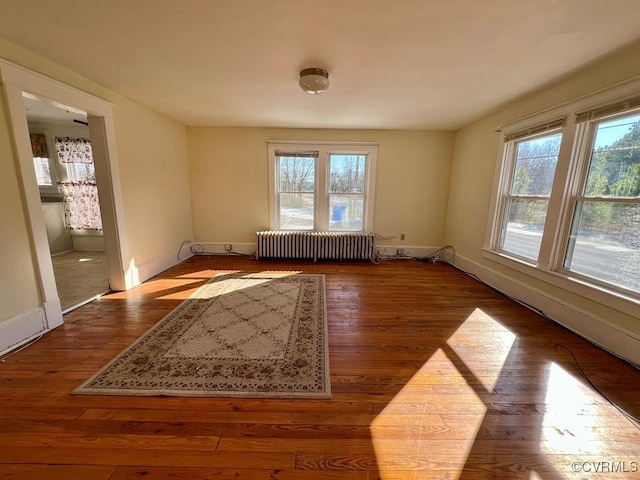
<box><xmin>256</xmin><ymin>231</ymin><xmax>374</xmax><ymax>261</ymax></box>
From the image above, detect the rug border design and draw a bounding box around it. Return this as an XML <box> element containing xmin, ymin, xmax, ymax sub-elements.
<box><xmin>73</xmin><ymin>273</ymin><xmax>331</xmax><ymax>399</ymax></box>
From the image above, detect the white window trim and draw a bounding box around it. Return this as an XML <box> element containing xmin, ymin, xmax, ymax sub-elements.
<box><xmin>484</xmin><ymin>77</ymin><xmax>640</xmax><ymax>317</ymax></box>
<box><xmin>267</xmin><ymin>141</ymin><xmax>378</xmax><ymax>232</ymax></box>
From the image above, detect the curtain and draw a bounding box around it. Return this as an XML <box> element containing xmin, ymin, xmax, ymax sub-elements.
<box><xmin>59</xmin><ymin>182</ymin><xmax>102</xmax><ymax>230</ymax></box>
<box><xmin>55</xmin><ymin>136</ymin><xmax>93</xmax><ymax>163</ymax></box>
<box><xmin>55</xmin><ymin>136</ymin><xmax>102</xmax><ymax>230</ymax></box>
<box><xmin>30</xmin><ymin>133</ymin><xmax>48</xmax><ymax>158</ymax></box>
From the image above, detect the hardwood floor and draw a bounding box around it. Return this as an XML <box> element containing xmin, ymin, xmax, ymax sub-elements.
<box><xmin>51</xmin><ymin>250</ymin><xmax>109</xmax><ymax>312</ymax></box>
<box><xmin>1</xmin><ymin>256</ymin><xmax>639</xmax><ymax>479</ymax></box>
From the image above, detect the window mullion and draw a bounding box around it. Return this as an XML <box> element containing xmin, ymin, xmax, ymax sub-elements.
<box><xmin>550</xmin><ymin>122</ymin><xmax>594</xmax><ymax>271</ymax></box>
<box><xmin>315</xmin><ymin>150</ymin><xmax>328</xmax><ymax>230</ymax></box>
<box><xmin>538</xmin><ymin>122</ymin><xmax>575</xmax><ymax>269</ymax></box>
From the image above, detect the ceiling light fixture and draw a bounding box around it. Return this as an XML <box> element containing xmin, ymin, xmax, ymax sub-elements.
<box><xmin>299</xmin><ymin>68</ymin><xmax>329</xmax><ymax>95</ymax></box>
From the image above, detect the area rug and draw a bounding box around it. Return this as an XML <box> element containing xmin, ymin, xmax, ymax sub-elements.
<box><xmin>74</xmin><ymin>272</ymin><xmax>330</xmax><ymax>398</ymax></box>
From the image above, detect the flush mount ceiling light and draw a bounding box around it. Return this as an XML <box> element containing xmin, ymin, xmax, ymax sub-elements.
<box><xmin>299</xmin><ymin>68</ymin><xmax>329</xmax><ymax>95</ymax></box>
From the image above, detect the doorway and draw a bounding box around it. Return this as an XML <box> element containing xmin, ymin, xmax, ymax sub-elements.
<box><xmin>1</xmin><ymin>58</ymin><xmax>130</xmax><ymax>342</ymax></box>
<box><xmin>25</xmin><ymin>96</ymin><xmax>110</xmax><ymax>312</ymax></box>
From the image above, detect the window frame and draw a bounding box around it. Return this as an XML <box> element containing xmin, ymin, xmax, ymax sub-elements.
<box><xmin>493</xmin><ymin>127</ymin><xmax>564</xmax><ymax>263</ymax></box>
<box><xmin>31</xmin><ymin>132</ymin><xmax>61</xmax><ymax>195</ymax></box>
<box><xmin>484</xmin><ymin>79</ymin><xmax>640</xmax><ymax>315</ymax></box>
<box><xmin>558</xmin><ymin>111</ymin><xmax>640</xmax><ymax>296</ymax></box>
<box><xmin>267</xmin><ymin>142</ymin><xmax>378</xmax><ymax>232</ymax></box>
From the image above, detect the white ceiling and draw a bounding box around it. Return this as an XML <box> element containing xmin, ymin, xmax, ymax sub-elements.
<box><xmin>2</xmin><ymin>0</ymin><xmax>640</xmax><ymax>130</ymax></box>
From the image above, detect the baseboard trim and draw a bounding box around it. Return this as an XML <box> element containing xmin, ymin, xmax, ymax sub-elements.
<box><xmin>131</xmin><ymin>248</ymin><xmax>193</xmax><ymax>286</ymax></box>
<box><xmin>375</xmin><ymin>245</ymin><xmax>444</xmax><ymax>259</ymax></box>
<box><xmin>453</xmin><ymin>254</ymin><xmax>640</xmax><ymax>367</ymax></box>
<box><xmin>43</xmin><ymin>297</ymin><xmax>63</xmax><ymax>329</ymax></box>
<box><xmin>0</xmin><ymin>308</ymin><xmax>47</xmax><ymax>356</ymax></box>
<box><xmin>191</xmin><ymin>242</ymin><xmax>256</xmax><ymax>256</ymax></box>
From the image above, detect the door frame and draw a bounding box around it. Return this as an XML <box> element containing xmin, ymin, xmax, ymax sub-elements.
<box><xmin>0</xmin><ymin>59</ymin><xmax>131</xmax><ymax>332</ymax></box>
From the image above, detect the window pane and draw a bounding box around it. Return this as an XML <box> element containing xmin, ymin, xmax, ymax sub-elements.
<box><xmin>329</xmin><ymin>155</ymin><xmax>366</xmax><ymax>193</ymax></box>
<box><xmin>585</xmin><ymin>113</ymin><xmax>640</xmax><ymax>198</ymax></box>
<box><xmin>33</xmin><ymin>157</ymin><xmax>52</xmax><ymax>186</ymax></box>
<box><xmin>511</xmin><ymin>133</ymin><xmax>561</xmax><ymax>195</ymax></box>
<box><xmin>329</xmin><ymin>194</ymin><xmax>364</xmax><ymax>231</ymax></box>
<box><xmin>565</xmin><ymin>202</ymin><xmax>640</xmax><ymax>293</ymax></box>
<box><xmin>279</xmin><ymin>193</ymin><xmax>314</xmax><ymax>230</ymax></box>
<box><xmin>500</xmin><ymin>198</ymin><xmax>549</xmax><ymax>260</ymax></box>
<box><xmin>278</xmin><ymin>156</ymin><xmax>315</xmax><ymax>193</ymax></box>
<box><xmin>65</xmin><ymin>162</ymin><xmax>96</xmax><ymax>183</ymax></box>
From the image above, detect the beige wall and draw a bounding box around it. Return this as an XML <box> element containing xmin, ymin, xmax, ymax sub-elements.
<box><xmin>113</xmin><ymin>98</ymin><xmax>192</xmax><ymax>266</ymax></box>
<box><xmin>0</xmin><ymin>37</ymin><xmax>193</xmax><ymax>326</ymax></box>
<box><xmin>445</xmin><ymin>41</ymin><xmax>640</xmax><ymax>335</ymax></box>
<box><xmin>187</xmin><ymin>127</ymin><xmax>454</xmax><ymax>247</ymax></box>
<box><xmin>0</xmin><ymin>93</ymin><xmax>41</xmax><ymax>322</ymax></box>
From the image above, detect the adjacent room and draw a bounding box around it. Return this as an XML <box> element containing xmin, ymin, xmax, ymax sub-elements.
<box><xmin>0</xmin><ymin>1</ymin><xmax>639</xmax><ymax>479</ymax></box>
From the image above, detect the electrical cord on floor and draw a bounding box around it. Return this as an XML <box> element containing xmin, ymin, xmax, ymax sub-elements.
<box><xmin>0</xmin><ymin>333</ymin><xmax>44</xmax><ymax>363</ymax></box>
<box><xmin>177</xmin><ymin>240</ymin><xmax>192</xmax><ymax>263</ymax></box>
<box><xmin>188</xmin><ymin>243</ymin><xmax>253</xmax><ymax>257</ymax></box>
<box><xmin>375</xmin><ymin>244</ymin><xmax>456</xmax><ymax>263</ymax></box>
<box><xmin>418</xmin><ymin>245</ymin><xmax>456</xmax><ymax>263</ymax></box>
<box><xmin>554</xmin><ymin>343</ymin><xmax>640</xmax><ymax>431</ymax></box>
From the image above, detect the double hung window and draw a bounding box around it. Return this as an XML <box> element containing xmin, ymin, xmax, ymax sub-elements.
<box><xmin>268</xmin><ymin>143</ymin><xmax>377</xmax><ymax>232</ymax></box>
<box><xmin>564</xmin><ymin>111</ymin><xmax>640</xmax><ymax>293</ymax></box>
<box><xmin>497</xmin><ymin>126</ymin><xmax>562</xmax><ymax>261</ymax></box>
<box><xmin>488</xmin><ymin>89</ymin><xmax>640</xmax><ymax>301</ymax></box>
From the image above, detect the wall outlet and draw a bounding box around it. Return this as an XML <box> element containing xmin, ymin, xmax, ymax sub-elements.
<box><xmin>400</xmin><ymin>233</ymin><xmax>405</xmax><ymax>241</ymax></box>
<box><xmin>396</xmin><ymin>248</ymin><xmax>405</xmax><ymax>256</ymax></box>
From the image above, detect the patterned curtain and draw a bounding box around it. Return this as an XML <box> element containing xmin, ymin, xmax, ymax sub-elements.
<box><xmin>55</xmin><ymin>136</ymin><xmax>102</xmax><ymax>230</ymax></box>
<box><xmin>30</xmin><ymin>134</ymin><xmax>48</xmax><ymax>157</ymax></box>
<box><xmin>55</xmin><ymin>136</ymin><xmax>93</xmax><ymax>163</ymax></box>
<box><xmin>59</xmin><ymin>182</ymin><xmax>102</xmax><ymax>230</ymax></box>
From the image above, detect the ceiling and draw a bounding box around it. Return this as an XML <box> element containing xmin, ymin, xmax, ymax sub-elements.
<box><xmin>1</xmin><ymin>0</ymin><xmax>640</xmax><ymax>130</ymax></box>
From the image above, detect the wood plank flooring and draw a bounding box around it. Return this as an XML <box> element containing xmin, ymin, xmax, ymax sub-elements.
<box><xmin>1</xmin><ymin>256</ymin><xmax>639</xmax><ymax>479</ymax></box>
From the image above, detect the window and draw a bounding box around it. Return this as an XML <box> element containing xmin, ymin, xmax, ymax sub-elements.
<box><xmin>328</xmin><ymin>154</ymin><xmax>367</xmax><ymax>231</ymax></box>
<box><xmin>487</xmin><ymin>89</ymin><xmax>640</xmax><ymax>302</ymax></box>
<box><xmin>276</xmin><ymin>151</ymin><xmax>317</xmax><ymax>230</ymax></box>
<box><xmin>268</xmin><ymin>143</ymin><xmax>377</xmax><ymax>231</ymax></box>
<box><xmin>33</xmin><ymin>156</ymin><xmax>53</xmax><ymax>186</ymax></box>
<box><xmin>64</xmin><ymin>161</ymin><xmax>96</xmax><ymax>183</ymax></box>
<box><xmin>498</xmin><ymin>128</ymin><xmax>562</xmax><ymax>261</ymax></box>
<box><xmin>564</xmin><ymin>112</ymin><xmax>640</xmax><ymax>293</ymax></box>
<box><xmin>30</xmin><ymin>132</ymin><xmax>59</xmax><ymax>192</ymax></box>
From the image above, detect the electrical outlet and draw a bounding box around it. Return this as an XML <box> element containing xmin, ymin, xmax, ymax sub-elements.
<box><xmin>224</xmin><ymin>244</ymin><xmax>232</xmax><ymax>252</ymax></box>
<box><xmin>396</xmin><ymin>248</ymin><xmax>405</xmax><ymax>256</ymax></box>
<box><xmin>400</xmin><ymin>233</ymin><xmax>405</xmax><ymax>241</ymax></box>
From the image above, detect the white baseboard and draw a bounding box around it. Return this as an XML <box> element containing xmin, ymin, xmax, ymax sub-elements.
<box><xmin>43</xmin><ymin>297</ymin><xmax>63</xmax><ymax>329</ymax></box>
<box><xmin>130</xmin><ymin>247</ymin><xmax>195</xmax><ymax>287</ymax></box>
<box><xmin>0</xmin><ymin>308</ymin><xmax>47</xmax><ymax>356</ymax></box>
<box><xmin>190</xmin><ymin>243</ymin><xmax>447</xmax><ymax>260</ymax></box>
<box><xmin>375</xmin><ymin>245</ymin><xmax>443</xmax><ymax>259</ymax></box>
<box><xmin>190</xmin><ymin>242</ymin><xmax>256</xmax><ymax>256</ymax></box>
<box><xmin>453</xmin><ymin>254</ymin><xmax>640</xmax><ymax>367</ymax></box>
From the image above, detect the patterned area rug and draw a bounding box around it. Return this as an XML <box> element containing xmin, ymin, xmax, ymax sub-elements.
<box><xmin>74</xmin><ymin>273</ymin><xmax>330</xmax><ymax>398</ymax></box>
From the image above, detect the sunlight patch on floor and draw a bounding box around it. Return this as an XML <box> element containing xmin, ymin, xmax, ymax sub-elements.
<box><xmin>446</xmin><ymin>307</ymin><xmax>517</xmax><ymax>392</ymax></box>
<box><xmin>371</xmin><ymin>348</ymin><xmax>487</xmax><ymax>478</ymax></box>
<box><xmin>370</xmin><ymin>308</ymin><xmax>520</xmax><ymax>478</ymax></box>
<box><xmin>541</xmin><ymin>362</ymin><xmax>609</xmax><ymax>457</ymax></box>
<box><xmin>106</xmin><ymin>278</ymin><xmax>204</xmax><ymax>300</ymax></box>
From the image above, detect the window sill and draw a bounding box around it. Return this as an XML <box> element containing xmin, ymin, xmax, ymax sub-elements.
<box><xmin>481</xmin><ymin>248</ymin><xmax>640</xmax><ymax>318</ymax></box>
